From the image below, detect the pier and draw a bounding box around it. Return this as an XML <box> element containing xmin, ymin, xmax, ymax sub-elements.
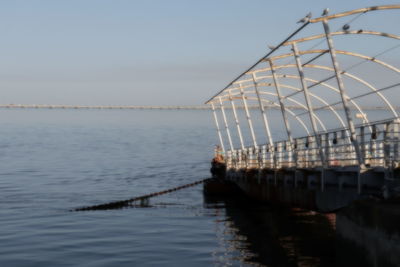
<box><xmin>206</xmin><ymin>7</ymin><xmax>400</xmax><ymax>263</ymax></box>
<box><xmin>206</xmin><ymin>5</ymin><xmax>400</xmax><ymax>210</ymax></box>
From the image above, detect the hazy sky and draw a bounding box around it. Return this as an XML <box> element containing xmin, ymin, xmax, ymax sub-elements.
<box><xmin>0</xmin><ymin>0</ymin><xmax>398</xmax><ymax>105</ymax></box>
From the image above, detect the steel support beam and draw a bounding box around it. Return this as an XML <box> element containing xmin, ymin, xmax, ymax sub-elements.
<box><xmin>292</xmin><ymin>43</ymin><xmax>327</xmax><ymax>190</ymax></box>
<box><xmin>268</xmin><ymin>59</ymin><xmax>294</xmax><ymax>150</ymax></box>
<box><xmin>211</xmin><ymin>103</ymin><xmax>225</xmax><ymax>153</ymax></box>
<box><xmin>228</xmin><ymin>90</ymin><xmax>245</xmax><ymax>150</ymax></box>
<box><xmin>322</xmin><ymin>20</ymin><xmax>364</xmax><ymax>170</ymax></box>
<box><xmin>239</xmin><ymin>84</ymin><xmax>258</xmax><ymax>148</ymax></box>
<box><xmin>251</xmin><ymin>73</ymin><xmax>274</xmax><ymax>146</ymax></box>
<box><xmin>219</xmin><ymin>96</ymin><xmax>234</xmax><ymax>151</ymax></box>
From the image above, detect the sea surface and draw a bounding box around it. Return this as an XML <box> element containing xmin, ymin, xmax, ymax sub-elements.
<box><xmin>0</xmin><ymin>109</ymin><xmax>388</xmax><ymax>266</ymax></box>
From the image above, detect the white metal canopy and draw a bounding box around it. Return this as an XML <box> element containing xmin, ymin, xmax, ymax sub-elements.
<box><xmin>207</xmin><ymin>5</ymin><xmax>400</xmax><ymax>148</ymax></box>
<box><xmin>207</xmin><ymin>5</ymin><xmax>400</xmax><ymax>183</ymax></box>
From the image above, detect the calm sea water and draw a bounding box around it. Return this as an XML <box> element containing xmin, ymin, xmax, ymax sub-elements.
<box><xmin>0</xmin><ymin>109</ymin><xmax>383</xmax><ymax>266</ymax></box>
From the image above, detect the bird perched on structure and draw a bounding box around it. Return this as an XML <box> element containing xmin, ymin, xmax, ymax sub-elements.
<box><xmin>268</xmin><ymin>45</ymin><xmax>276</xmax><ymax>50</ymax></box>
<box><xmin>297</xmin><ymin>12</ymin><xmax>312</xmax><ymax>23</ymax></box>
<box><xmin>342</xmin><ymin>24</ymin><xmax>350</xmax><ymax>31</ymax></box>
<box><xmin>321</xmin><ymin>8</ymin><xmax>329</xmax><ymax>16</ymax></box>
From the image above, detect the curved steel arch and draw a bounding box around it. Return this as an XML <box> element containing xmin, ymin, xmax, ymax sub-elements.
<box><xmin>283</xmin><ymin>31</ymin><xmax>400</xmax><ymax>47</ymax></box>
<box><xmin>248</xmin><ymin>94</ymin><xmax>327</xmax><ymax>132</ymax></box>
<box><xmin>243</xmin><ymin>49</ymin><xmax>400</xmax><ymax>117</ymax></box>
<box><xmin>262</xmin><ymin>83</ymin><xmax>347</xmax><ymax>128</ymax></box>
<box><xmin>207</xmin><ymin>5</ymin><xmax>400</xmax><ymax>176</ymax></box>
<box><xmin>256</xmin><ymin>63</ymin><xmax>398</xmax><ymax>117</ymax></box>
<box><xmin>205</xmin><ymin>5</ymin><xmax>400</xmax><ymax>105</ymax></box>
<box><xmin>235</xmin><ymin>73</ymin><xmax>371</xmax><ymax>126</ymax></box>
<box><xmin>220</xmin><ymin>89</ymin><xmax>327</xmax><ymax>132</ymax></box>
<box><xmin>309</xmin><ymin>5</ymin><xmax>400</xmax><ymax>23</ymax></box>
<box><xmin>260</xmin><ymin>49</ymin><xmax>400</xmax><ymax>75</ymax></box>
<box><xmin>213</xmin><ymin>94</ymin><xmax>312</xmax><ymax>135</ymax></box>
<box><xmin>228</xmin><ymin>81</ymin><xmax>347</xmax><ymax>129</ymax></box>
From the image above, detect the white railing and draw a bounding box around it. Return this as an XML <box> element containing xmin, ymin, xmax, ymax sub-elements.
<box><xmin>225</xmin><ymin>118</ymin><xmax>400</xmax><ymax>170</ymax></box>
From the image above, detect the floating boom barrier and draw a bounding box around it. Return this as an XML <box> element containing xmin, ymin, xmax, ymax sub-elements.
<box><xmin>73</xmin><ymin>178</ymin><xmax>211</xmax><ymax>211</ymax></box>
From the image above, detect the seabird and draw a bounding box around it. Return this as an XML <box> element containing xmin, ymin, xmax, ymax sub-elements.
<box><xmin>297</xmin><ymin>12</ymin><xmax>312</xmax><ymax>23</ymax></box>
<box><xmin>342</xmin><ymin>24</ymin><xmax>350</xmax><ymax>31</ymax></box>
<box><xmin>322</xmin><ymin>8</ymin><xmax>329</xmax><ymax>16</ymax></box>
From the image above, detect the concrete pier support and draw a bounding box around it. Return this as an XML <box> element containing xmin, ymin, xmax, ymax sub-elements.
<box><xmin>224</xmin><ymin>167</ymin><xmax>387</xmax><ymax>212</ymax></box>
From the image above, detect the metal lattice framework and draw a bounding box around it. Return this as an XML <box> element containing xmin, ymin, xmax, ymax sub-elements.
<box><xmin>206</xmin><ymin>5</ymin><xmax>400</xmax><ymax>192</ymax></box>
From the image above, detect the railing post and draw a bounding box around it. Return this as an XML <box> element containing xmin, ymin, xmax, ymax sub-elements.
<box><xmin>219</xmin><ymin>96</ymin><xmax>234</xmax><ymax>152</ymax></box>
<box><xmin>211</xmin><ymin>103</ymin><xmax>225</xmax><ymax>153</ymax></box>
<box><xmin>242</xmin><ymin>148</ymin><xmax>247</xmax><ymax>169</ymax></box>
<box><xmin>261</xmin><ymin>145</ymin><xmax>266</xmax><ymax>168</ymax></box>
<box><xmin>226</xmin><ymin>150</ymin><xmax>232</xmax><ymax>169</ymax></box>
<box><xmin>393</xmin><ymin>119</ymin><xmax>400</xmax><ymax>166</ymax></box>
<box><xmin>256</xmin><ymin>146</ymin><xmax>262</xmax><ymax>170</ymax></box>
<box><xmin>239</xmin><ymin>83</ymin><xmax>258</xmax><ymax>149</ymax></box>
<box><xmin>294</xmin><ymin>139</ymin><xmax>299</xmax><ymax>167</ymax></box>
<box><xmin>383</xmin><ymin>122</ymin><xmax>391</xmax><ymax>169</ymax></box>
<box><xmin>360</xmin><ymin>126</ymin><xmax>365</xmax><ymax>164</ymax></box>
<box><xmin>228</xmin><ymin>90</ymin><xmax>245</xmax><ymax>150</ymax></box>
<box><xmin>252</xmin><ymin>147</ymin><xmax>257</xmax><ymax>169</ymax></box>
<box><xmin>274</xmin><ymin>143</ymin><xmax>278</xmax><ymax>185</ymax></box>
<box><xmin>325</xmin><ymin>133</ymin><xmax>330</xmax><ymax>167</ymax></box>
<box><xmin>304</xmin><ymin>138</ymin><xmax>309</xmax><ymax>168</ymax></box>
<box><xmin>233</xmin><ymin>150</ymin><xmax>238</xmax><ymax>170</ymax></box>
<box><xmin>371</xmin><ymin>125</ymin><xmax>378</xmax><ymax>166</ymax></box>
<box><xmin>237</xmin><ymin>149</ymin><xmax>243</xmax><ymax>169</ymax></box>
<box><xmin>277</xmin><ymin>142</ymin><xmax>281</xmax><ymax>168</ymax></box>
<box><xmin>340</xmin><ymin>130</ymin><xmax>346</xmax><ymax>166</ymax></box>
<box><xmin>322</xmin><ymin>19</ymin><xmax>364</xmax><ymax>171</ymax></box>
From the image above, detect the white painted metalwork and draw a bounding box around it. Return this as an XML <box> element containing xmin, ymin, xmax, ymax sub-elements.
<box><xmin>227</xmin><ymin>81</ymin><xmax>347</xmax><ymax>129</ymax></box>
<box><xmin>252</xmin><ymin>73</ymin><xmax>274</xmax><ymax>147</ymax></box>
<box><xmin>222</xmin><ymin>119</ymin><xmax>400</xmax><ymax>170</ymax></box>
<box><xmin>219</xmin><ymin>96</ymin><xmax>234</xmax><ymax>151</ymax></box>
<box><xmin>211</xmin><ymin>103</ymin><xmax>225</xmax><ymax>153</ymax></box>
<box><xmin>228</xmin><ymin>90</ymin><xmax>245</xmax><ymax>150</ymax></box>
<box><xmin>292</xmin><ymin>43</ymin><xmax>326</xmax><ymax>168</ymax></box>
<box><xmin>268</xmin><ymin>59</ymin><xmax>294</xmax><ymax>148</ymax></box>
<box><xmin>206</xmin><ymin>5</ymin><xmax>400</xmax><ymax>193</ymax></box>
<box><xmin>322</xmin><ymin>19</ymin><xmax>363</xmax><ymax>168</ymax></box>
<box><xmin>239</xmin><ymin>84</ymin><xmax>258</xmax><ymax>148</ymax></box>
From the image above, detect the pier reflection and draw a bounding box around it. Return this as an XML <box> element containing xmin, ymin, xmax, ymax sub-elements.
<box><xmin>204</xmin><ymin>195</ymin><xmax>377</xmax><ymax>267</ymax></box>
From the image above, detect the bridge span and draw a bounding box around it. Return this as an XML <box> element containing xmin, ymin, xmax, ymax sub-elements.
<box><xmin>2</xmin><ymin>103</ymin><xmax>395</xmax><ymax>111</ymax></box>
<box><xmin>0</xmin><ymin>104</ymin><xmax>211</xmax><ymax>110</ymax></box>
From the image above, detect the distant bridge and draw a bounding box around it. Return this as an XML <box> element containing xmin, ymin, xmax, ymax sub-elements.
<box><xmin>0</xmin><ymin>104</ymin><xmax>394</xmax><ymax>111</ymax></box>
<box><xmin>0</xmin><ymin>104</ymin><xmax>211</xmax><ymax>110</ymax></box>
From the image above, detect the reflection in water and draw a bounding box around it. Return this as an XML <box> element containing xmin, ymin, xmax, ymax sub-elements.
<box><xmin>208</xmin><ymin>198</ymin><xmax>259</xmax><ymax>266</ymax></box>
<box><xmin>204</xmin><ymin>195</ymin><xmax>377</xmax><ymax>267</ymax></box>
